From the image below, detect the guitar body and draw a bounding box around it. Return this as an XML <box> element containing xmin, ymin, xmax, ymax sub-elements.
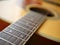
<box><xmin>22</xmin><ymin>1</ymin><xmax>60</xmax><ymax>43</ymax></box>
<box><xmin>0</xmin><ymin>0</ymin><xmax>60</xmax><ymax>45</ymax></box>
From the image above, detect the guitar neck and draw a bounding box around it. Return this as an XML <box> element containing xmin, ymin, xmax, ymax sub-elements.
<box><xmin>0</xmin><ymin>11</ymin><xmax>46</xmax><ymax>45</ymax></box>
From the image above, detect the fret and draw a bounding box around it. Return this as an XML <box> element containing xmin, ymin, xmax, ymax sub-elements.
<box><xmin>13</xmin><ymin>39</ymin><xmax>25</xmax><ymax>45</ymax></box>
<box><xmin>24</xmin><ymin>12</ymin><xmax>38</xmax><ymax>18</ymax></box>
<box><xmin>20</xmin><ymin>11</ymin><xmax>42</xmax><ymax>25</ymax></box>
<box><xmin>10</xmin><ymin>27</ymin><xmax>28</xmax><ymax>36</ymax></box>
<box><xmin>17</xmin><ymin>19</ymin><xmax>34</xmax><ymax>28</ymax></box>
<box><xmin>1</xmin><ymin>31</ymin><xmax>25</xmax><ymax>44</ymax></box>
<box><xmin>10</xmin><ymin>24</ymin><xmax>31</xmax><ymax>35</ymax></box>
<box><xmin>0</xmin><ymin>37</ymin><xmax>14</xmax><ymax>45</ymax></box>
<box><xmin>15</xmin><ymin>21</ymin><xmax>34</xmax><ymax>30</ymax></box>
<box><xmin>14</xmin><ymin>17</ymin><xmax>42</xmax><ymax>31</ymax></box>
<box><xmin>0</xmin><ymin>39</ymin><xmax>12</xmax><ymax>45</ymax></box>
<box><xmin>0</xmin><ymin>30</ymin><xmax>27</xmax><ymax>45</ymax></box>
<box><xmin>24</xmin><ymin>17</ymin><xmax>39</xmax><ymax>24</ymax></box>
<box><xmin>19</xmin><ymin>41</ymin><xmax>25</xmax><ymax>45</ymax></box>
<box><xmin>0</xmin><ymin>32</ymin><xmax>11</xmax><ymax>41</ymax></box>
<box><xmin>9</xmin><ymin>36</ymin><xmax>18</xmax><ymax>43</ymax></box>
<box><xmin>0</xmin><ymin>32</ymin><xmax>18</xmax><ymax>44</ymax></box>
<box><xmin>3</xmin><ymin>30</ymin><xmax>25</xmax><ymax>41</ymax></box>
<box><xmin>4</xmin><ymin>27</ymin><xmax>28</xmax><ymax>40</ymax></box>
<box><xmin>18</xmin><ymin>18</ymin><xmax>35</xmax><ymax>26</ymax></box>
<box><xmin>14</xmin><ymin>23</ymin><xmax>32</xmax><ymax>32</ymax></box>
<box><xmin>15</xmin><ymin>15</ymin><xmax>44</xmax><ymax>32</ymax></box>
<box><xmin>0</xmin><ymin>11</ymin><xmax>46</xmax><ymax>45</ymax></box>
<box><xmin>37</xmin><ymin>15</ymin><xmax>46</xmax><ymax>25</ymax></box>
<box><xmin>24</xmin><ymin>11</ymin><xmax>42</xmax><ymax>19</ymax></box>
<box><xmin>23</xmin><ymin>14</ymin><xmax>43</xmax><ymax>25</ymax></box>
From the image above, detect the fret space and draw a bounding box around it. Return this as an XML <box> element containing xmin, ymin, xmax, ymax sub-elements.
<box><xmin>0</xmin><ymin>39</ymin><xmax>12</xmax><ymax>45</ymax></box>
<box><xmin>3</xmin><ymin>27</ymin><xmax>28</xmax><ymax>40</ymax></box>
<box><xmin>10</xmin><ymin>24</ymin><xmax>31</xmax><ymax>35</ymax></box>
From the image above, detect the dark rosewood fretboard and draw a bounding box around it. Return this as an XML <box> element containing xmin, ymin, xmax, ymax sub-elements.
<box><xmin>0</xmin><ymin>11</ymin><xmax>46</xmax><ymax>45</ymax></box>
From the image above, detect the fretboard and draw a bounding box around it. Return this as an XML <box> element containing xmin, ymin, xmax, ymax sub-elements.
<box><xmin>0</xmin><ymin>11</ymin><xmax>46</xmax><ymax>45</ymax></box>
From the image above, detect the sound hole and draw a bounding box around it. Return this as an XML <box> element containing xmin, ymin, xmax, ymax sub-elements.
<box><xmin>30</xmin><ymin>7</ymin><xmax>54</xmax><ymax>17</ymax></box>
<box><xmin>47</xmin><ymin>12</ymin><xmax>54</xmax><ymax>17</ymax></box>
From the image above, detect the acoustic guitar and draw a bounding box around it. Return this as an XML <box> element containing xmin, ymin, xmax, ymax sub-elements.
<box><xmin>0</xmin><ymin>0</ymin><xmax>60</xmax><ymax>45</ymax></box>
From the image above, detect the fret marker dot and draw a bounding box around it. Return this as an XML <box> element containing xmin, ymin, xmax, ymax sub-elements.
<box><xmin>9</xmin><ymin>30</ymin><xmax>12</xmax><ymax>32</ymax></box>
<box><xmin>20</xmin><ymin>35</ymin><xmax>24</xmax><ymax>38</ymax></box>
